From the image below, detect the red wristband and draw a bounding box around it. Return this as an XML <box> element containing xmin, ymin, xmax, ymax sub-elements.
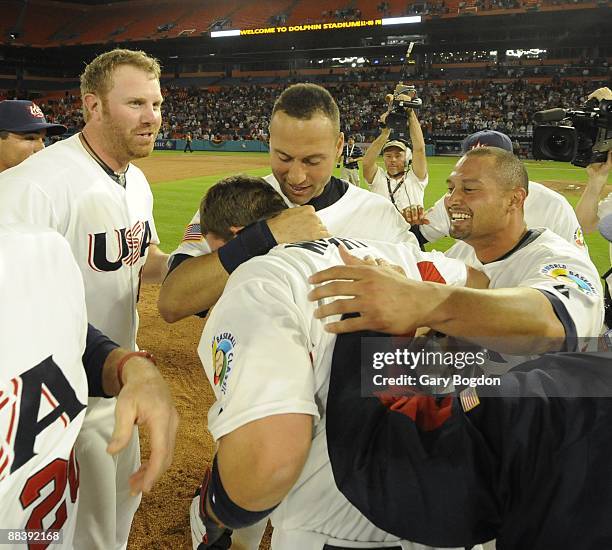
<box><xmin>116</xmin><ymin>351</ymin><xmax>156</xmax><ymax>390</ymax></box>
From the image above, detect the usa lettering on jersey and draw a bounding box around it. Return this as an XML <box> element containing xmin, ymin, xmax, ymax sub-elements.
<box><xmin>87</xmin><ymin>220</ymin><xmax>152</xmax><ymax>272</ymax></box>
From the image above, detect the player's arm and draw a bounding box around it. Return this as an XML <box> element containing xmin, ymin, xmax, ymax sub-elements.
<box><xmin>158</xmin><ymin>251</ymin><xmax>229</xmax><ymax>323</ymax></box>
<box><xmin>575</xmin><ymin>151</ymin><xmax>612</xmax><ymax>233</ymax></box>
<box><xmin>141</xmin><ymin>243</ymin><xmax>169</xmax><ymax>284</ymax></box>
<box><xmin>363</xmin><ymin>127</ymin><xmax>391</xmax><ymax>184</ymax></box>
<box><xmin>308</xmin><ymin>249</ymin><xmax>565</xmax><ymax>353</ymax></box>
<box><xmin>82</xmin><ymin>324</ymin><xmax>178</xmax><ymax>494</ymax></box>
<box><xmin>407</xmin><ymin>110</ymin><xmax>427</xmax><ymax>181</ymax></box>
<box><xmin>158</xmin><ymin>207</ymin><xmax>329</xmax><ymax>323</ymax></box>
<box><xmin>213</xmin><ymin>414</ymin><xmax>311</xmax><ymax>516</ymax></box>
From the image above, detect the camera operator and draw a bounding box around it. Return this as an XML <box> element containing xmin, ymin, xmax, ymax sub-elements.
<box><xmin>362</xmin><ymin>86</ymin><xmax>428</xmax><ymax>224</ymax></box>
<box><xmin>406</xmin><ymin>130</ymin><xmax>586</xmax><ymax>253</ymax></box>
<box><xmin>339</xmin><ymin>135</ymin><xmax>364</xmax><ymax>186</ymax></box>
<box><xmin>575</xmin><ymin>87</ymin><xmax>612</xmax><ymax>328</ymax></box>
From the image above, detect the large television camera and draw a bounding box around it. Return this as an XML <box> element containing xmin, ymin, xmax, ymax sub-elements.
<box><xmin>384</xmin><ymin>41</ymin><xmax>422</xmax><ymax>134</ymax></box>
<box><xmin>532</xmin><ymin>99</ymin><xmax>612</xmax><ymax>168</ymax></box>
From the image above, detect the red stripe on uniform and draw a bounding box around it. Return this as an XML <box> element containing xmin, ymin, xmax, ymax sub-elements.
<box><xmin>378</xmin><ymin>394</ymin><xmax>454</xmax><ymax>431</ymax></box>
<box><xmin>417</xmin><ymin>261</ymin><xmax>447</xmax><ymax>284</ymax></box>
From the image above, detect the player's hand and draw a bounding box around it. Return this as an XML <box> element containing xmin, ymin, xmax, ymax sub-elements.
<box><xmin>267</xmin><ymin>206</ymin><xmax>330</xmax><ymax>243</ymax></box>
<box><xmin>107</xmin><ymin>355</ymin><xmax>179</xmax><ymax>495</ymax></box>
<box><xmin>402</xmin><ymin>205</ymin><xmax>430</xmax><ymax>226</ymax></box>
<box><xmin>586</xmin><ymin>150</ymin><xmax>612</xmax><ymax>192</ymax></box>
<box><xmin>308</xmin><ymin>245</ymin><xmax>427</xmax><ymax>334</ymax></box>
<box><xmin>190</xmin><ymin>469</ymin><xmax>233</xmax><ymax>549</ymax></box>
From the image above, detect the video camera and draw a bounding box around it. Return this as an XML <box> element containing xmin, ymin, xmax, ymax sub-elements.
<box><xmin>386</xmin><ymin>84</ymin><xmax>422</xmax><ymax>133</ymax></box>
<box><xmin>384</xmin><ymin>41</ymin><xmax>422</xmax><ymax>134</ymax></box>
<box><xmin>532</xmin><ymin>98</ymin><xmax>612</xmax><ymax>168</ymax></box>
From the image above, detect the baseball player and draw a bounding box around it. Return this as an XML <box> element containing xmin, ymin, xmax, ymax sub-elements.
<box><xmin>408</xmin><ymin>130</ymin><xmax>586</xmax><ymax>252</ymax></box>
<box><xmin>339</xmin><ymin>135</ymin><xmax>364</xmax><ymax>186</ymax></box>
<box><xmin>0</xmin><ymin>49</ymin><xmax>169</xmax><ymax>549</ymax></box>
<box><xmin>309</xmin><ymin>147</ymin><xmax>603</xmax><ymax>362</ymax></box>
<box><xmin>0</xmin><ymin>223</ymin><xmax>177</xmax><ymax>549</ymax></box>
<box><xmin>189</xmin><ymin>174</ymin><xmax>488</xmax><ymax>550</ymax></box>
<box><xmin>190</xmin><ymin>237</ymin><xmax>485</xmax><ymax>550</ymax></box>
<box><xmin>326</xmin><ymin>331</ymin><xmax>612</xmax><ymax>550</ymax></box>
<box><xmin>362</xmin><ymin>87</ymin><xmax>428</xmax><ymax>222</ymax></box>
<box><xmin>158</xmin><ymin>83</ymin><xmax>419</xmax><ymax>324</ymax></box>
<box><xmin>0</xmin><ymin>99</ymin><xmax>66</xmax><ymax>173</ymax></box>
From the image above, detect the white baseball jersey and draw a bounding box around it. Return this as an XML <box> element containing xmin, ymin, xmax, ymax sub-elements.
<box><xmin>598</xmin><ymin>191</ymin><xmax>612</xmax><ymax>265</ymax></box>
<box><xmin>0</xmin><ymin>224</ymin><xmax>88</xmax><ymax>547</ymax></box>
<box><xmin>445</xmin><ymin>229</ymin><xmax>603</xmax><ymax>373</ymax></box>
<box><xmin>199</xmin><ymin>238</ymin><xmax>467</xmax><ymax>549</ymax></box>
<box><xmin>421</xmin><ymin>181</ymin><xmax>586</xmax><ymax>251</ymax></box>
<box><xmin>170</xmin><ymin>173</ymin><xmax>418</xmax><ymax>263</ymax></box>
<box><xmin>0</xmin><ymin>133</ymin><xmax>158</xmax><ymax>549</ymax></box>
<box><xmin>369</xmin><ymin>165</ymin><xmax>429</xmax><ymax>212</ymax></box>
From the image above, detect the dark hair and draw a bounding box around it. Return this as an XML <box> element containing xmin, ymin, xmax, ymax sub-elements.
<box><xmin>200</xmin><ymin>175</ymin><xmax>288</xmax><ymax>241</ymax></box>
<box><xmin>271</xmin><ymin>83</ymin><xmax>340</xmax><ymax>134</ymax></box>
<box><xmin>464</xmin><ymin>146</ymin><xmax>529</xmax><ymax>193</ymax></box>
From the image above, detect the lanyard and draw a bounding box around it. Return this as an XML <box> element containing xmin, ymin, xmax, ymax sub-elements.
<box><xmin>385</xmin><ymin>172</ymin><xmax>407</xmax><ymax>213</ymax></box>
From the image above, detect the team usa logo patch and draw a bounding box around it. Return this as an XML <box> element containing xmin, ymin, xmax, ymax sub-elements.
<box><xmin>574</xmin><ymin>227</ymin><xmax>585</xmax><ymax>248</ymax></box>
<box><xmin>29</xmin><ymin>103</ymin><xmax>45</xmax><ymax>119</ymax></box>
<box><xmin>212</xmin><ymin>332</ymin><xmax>236</xmax><ymax>394</ymax></box>
<box><xmin>540</xmin><ymin>263</ymin><xmax>597</xmax><ymax>297</ymax></box>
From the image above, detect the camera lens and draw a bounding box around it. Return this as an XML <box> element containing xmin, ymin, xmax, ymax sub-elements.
<box><xmin>545</xmin><ymin>132</ymin><xmax>574</xmax><ymax>156</ymax></box>
<box><xmin>532</xmin><ymin>125</ymin><xmax>577</xmax><ymax>162</ymax></box>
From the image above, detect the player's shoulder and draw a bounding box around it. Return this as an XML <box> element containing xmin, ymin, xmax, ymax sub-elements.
<box><xmin>0</xmin><ymin>222</ymin><xmax>59</xmax><ymax>240</ymax></box>
<box><xmin>0</xmin><ymin>223</ymin><xmax>72</xmax><ymax>258</ymax></box>
<box><xmin>0</xmin><ymin>135</ymin><xmax>85</xmax><ymax>189</ymax></box>
<box><xmin>526</xmin><ymin>229</ymin><xmax>595</xmax><ymax>268</ymax></box>
<box><xmin>527</xmin><ymin>180</ymin><xmax>572</xmax><ymax>209</ymax></box>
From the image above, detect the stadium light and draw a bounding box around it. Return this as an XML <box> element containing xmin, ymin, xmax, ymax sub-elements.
<box><xmin>381</xmin><ymin>16</ymin><xmax>422</xmax><ymax>25</ymax></box>
<box><xmin>210</xmin><ymin>29</ymin><xmax>241</xmax><ymax>38</ymax></box>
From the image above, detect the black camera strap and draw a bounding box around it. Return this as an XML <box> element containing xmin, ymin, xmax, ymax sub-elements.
<box><xmin>385</xmin><ymin>171</ymin><xmax>409</xmax><ymax>213</ymax></box>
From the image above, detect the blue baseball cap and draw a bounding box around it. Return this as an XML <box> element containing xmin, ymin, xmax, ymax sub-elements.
<box><xmin>0</xmin><ymin>100</ymin><xmax>66</xmax><ymax>136</ymax></box>
<box><xmin>461</xmin><ymin>130</ymin><xmax>513</xmax><ymax>154</ymax></box>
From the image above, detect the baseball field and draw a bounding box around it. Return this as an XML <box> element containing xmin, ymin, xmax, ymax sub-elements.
<box><xmin>128</xmin><ymin>151</ymin><xmax>611</xmax><ymax>549</ymax></box>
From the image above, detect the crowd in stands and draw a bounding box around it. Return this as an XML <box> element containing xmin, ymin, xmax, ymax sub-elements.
<box><xmin>25</xmin><ymin>77</ymin><xmax>604</xmax><ymax>154</ymax></box>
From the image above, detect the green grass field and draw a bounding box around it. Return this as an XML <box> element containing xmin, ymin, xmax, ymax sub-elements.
<box><xmin>150</xmin><ymin>152</ymin><xmax>611</xmax><ymax>274</ymax></box>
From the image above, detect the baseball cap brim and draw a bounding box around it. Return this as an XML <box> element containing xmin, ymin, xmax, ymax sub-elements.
<box><xmin>382</xmin><ymin>140</ymin><xmax>407</xmax><ymax>152</ymax></box>
<box><xmin>3</xmin><ymin>122</ymin><xmax>67</xmax><ymax>136</ymax></box>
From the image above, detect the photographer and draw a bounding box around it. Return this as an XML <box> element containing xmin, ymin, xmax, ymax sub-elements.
<box><xmin>362</xmin><ymin>86</ymin><xmax>428</xmax><ymax>223</ymax></box>
<box><xmin>575</xmin><ymin>87</ymin><xmax>612</xmax><ymax>328</ymax></box>
<box><xmin>339</xmin><ymin>135</ymin><xmax>364</xmax><ymax>186</ymax></box>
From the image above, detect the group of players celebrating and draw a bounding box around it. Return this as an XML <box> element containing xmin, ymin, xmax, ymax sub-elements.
<box><xmin>0</xmin><ymin>46</ymin><xmax>611</xmax><ymax>550</ymax></box>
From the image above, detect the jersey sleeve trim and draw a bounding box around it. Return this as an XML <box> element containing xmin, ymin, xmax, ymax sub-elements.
<box><xmin>209</xmin><ymin>401</ymin><xmax>320</xmax><ymax>441</ymax></box>
<box><xmin>536</xmin><ymin>289</ymin><xmax>577</xmax><ymax>350</ymax></box>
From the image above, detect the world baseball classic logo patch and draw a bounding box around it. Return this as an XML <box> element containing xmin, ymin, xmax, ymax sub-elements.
<box><xmin>540</xmin><ymin>263</ymin><xmax>597</xmax><ymax>297</ymax></box>
<box><xmin>211</xmin><ymin>332</ymin><xmax>236</xmax><ymax>395</ymax></box>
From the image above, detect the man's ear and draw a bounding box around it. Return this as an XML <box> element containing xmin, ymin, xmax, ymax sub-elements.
<box><xmin>83</xmin><ymin>93</ymin><xmax>102</xmax><ymax>121</ymax></box>
<box><xmin>229</xmin><ymin>225</ymin><xmax>244</xmax><ymax>236</ymax></box>
<box><xmin>336</xmin><ymin>132</ymin><xmax>345</xmax><ymax>160</ymax></box>
<box><xmin>509</xmin><ymin>187</ymin><xmax>527</xmax><ymax>211</ymax></box>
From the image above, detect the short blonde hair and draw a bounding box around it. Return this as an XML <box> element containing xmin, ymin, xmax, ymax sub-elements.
<box><xmin>80</xmin><ymin>49</ymin><xmax>161</xmax><ymax>122</ymax></box>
